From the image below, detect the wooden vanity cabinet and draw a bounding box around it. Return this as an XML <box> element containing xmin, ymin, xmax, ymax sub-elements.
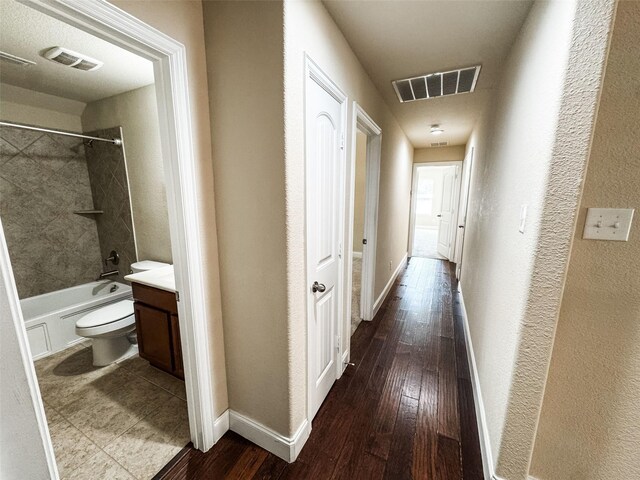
<box><xmin>132</xmin><ymin>283</ymin><xmax>184</xmax><ymax>380</ymax></box>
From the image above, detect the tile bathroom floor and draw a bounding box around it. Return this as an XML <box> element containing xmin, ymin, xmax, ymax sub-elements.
<box><xmin>35</xmin><ymin>343</ymin><xmax>190</xmax><ymax>480</ymax></box>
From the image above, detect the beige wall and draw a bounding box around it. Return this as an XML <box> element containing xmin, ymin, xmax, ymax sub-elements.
<box><xmin>352</xmin><ymin>130</ymin><xmax>367</xmax><ymax>253</ymax></box>
<box><xmin>460</xmin><ymin>1</ymin><xmax>615</xmax><ymax>478</ymax></box>
<box><xmin>202</xmin><ymin>0</ymin><xmax>413</xmax><ymax>438</ymax></box>
<box><xmin>110</xmin><ymin>0</ymin><xmax>228</xmax><ymax>419</ymax></box>
<box><xmin>82</xmin><ymin>84</ymin><xmax>172</xmax><ymax>263</ymax></box>
<box><xmin>284</xmin><ymin>0</ymin><xmax>414</xmax><ymax>435</ymax></box>
<box><xmin>0</xmin><ymin>83</ymin><xmax>84</xmax><ymax>131</ymax></box>
<box><xmin>202</xmin><ymin>1</ymin><xmax>289</xmax><ymax>433</ymax></box>
<box><xmin>414</xmin><ymin>145</ymin><xmax>465</xmax><ymax>164</ymax></box>
<box><xmin>531</xmin><ymin>2</ymin><xmax>640</xmax><ymax>478</ymax></box>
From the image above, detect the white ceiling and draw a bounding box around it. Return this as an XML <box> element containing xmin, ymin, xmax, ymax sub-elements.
<box><xmin>323</xmin><ymin>1</ymin><xmax>533</xmax><ymax>147</ymax></box>
<box><xmin>0</xmin><ymin>0</ymin><xmax>154</xmax><ymax>103</ymax></box>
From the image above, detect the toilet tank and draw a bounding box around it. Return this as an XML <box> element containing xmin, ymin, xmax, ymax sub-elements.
<box><xmin>130</xmin><ymin>260</ymin><xmax>170</xmax><ymax>274</ymax></box>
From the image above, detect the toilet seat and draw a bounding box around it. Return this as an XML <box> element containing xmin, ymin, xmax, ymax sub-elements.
<box><xmin>76</xmin><ymin>300</ymin><xmax>135</xmax><ymax>338</ymax></box>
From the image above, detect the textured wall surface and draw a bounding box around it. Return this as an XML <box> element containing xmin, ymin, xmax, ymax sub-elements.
<box><xmin>460</xmin><ymin>0</ymin><xmax>616</xmax><ymax>478</ymax></box>
<box><xmin>111</xmin><ymin>0</ymin><xmax>229</xmax><ymax>419</ymax></box>
<box><xmin>203</xmin><ymin>0</ymin><xmax>289</xmax><ymax>434</ymax></box>
<box><xmin>414</xmin><ymin>145</ymin><xmax>466</xmax><ymax>164</ymax></box>
<box><xmin>352</xmin><ymin>130</ymin><xmax>367</xmax><ymax>253</ymax></box>
<box><xmin>81</xmin><ymin>85</ymin><xmax>172</xmax><ymax>264</ymax></box>
<box><xmin>84</xmin><ymin>127</ymin><xmax>137</xmax><ymax>283</ymax></box>
<box><xmin>0</xmin><ymin>83</ymin><xmax>85</xmax><ymax>132</ymax></box>
<box><xmin>0</xmin><ymin>125</ymin><xmax>102</xmax><ymax>298</ymax></box>
<box><xmin>531</xmin><ymin>2</ymin><xmax>640</xmax><ymax>478</ymax></box>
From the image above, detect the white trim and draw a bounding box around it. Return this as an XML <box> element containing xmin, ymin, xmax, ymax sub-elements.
<box><xmin>304</xmin><ymin>54</ymin><xmax>348</xmax><ymax>420</ymax></box>
<box><xmin>0</xmin><ymin>221</ymin><xmax>59</xmax><ymax>478</ymax></box>
<box><xmin>458</xmin><ymin>285</ymin><xmax>496</xmax><ymax>480</ymax></box>
<box><xmin>351</xmin><ymin>251</ymin><xmax>363</xmax><ymax>259</ymax></box>
<box><xmin>12</xmin><ymin>0</ymin><xmax>218</xmax><ymax>453</ymax></box>
<box><xmin>213</xmin><ymin>409</ymin><xmax>230</xmax><ymax>444</ymax></box>
<box><xmin>408</xmin><ymin>161</ymin><xmax>462</xmax><ymax>260</ymax></box>
<box><xmin>348</xmin><ymin>103</ymin><xmax>382</xmax><ymax>325</ymax></box>
<box><xmin>454</xmin><ymin>147</ymin><xmax>475</xmax><ymax>279</ymax></box>
<box><xmin>372</xmin><ymin>253</ymin><xmax>408</xmax><ymax>317</ymax></box>
<box><xmin>229</xmin><ymin>411</ymin><xmax>311</xmax><ymax>463</ymax></box>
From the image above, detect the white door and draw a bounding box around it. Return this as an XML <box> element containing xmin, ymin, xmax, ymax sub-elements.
<box><xmin>306</xmin><ymin>64</ymin><xmax>345</xmax><ymax>420</ymax></box>
<box><xmin>437</xmin><ymin>166</ymin><xmax>457</xmax><ymax>258</ymax></box>
<box><xmin>454</xmin><ymin>148</ymin><xmax>474</xmax><ymax>279</ymax></box>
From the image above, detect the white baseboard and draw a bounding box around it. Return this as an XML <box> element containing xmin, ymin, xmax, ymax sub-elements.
<box><xmin>372</xmin><ymin>253</ymin><xmax>408</xmax><ymax>317</ymax></box>
<box><xmin>228</xmin><ymin>410</ymin><xmax>310</xmax><ymax>462</ymax></box>
<box><xmin>352</xmin><ymin>251</ymin><xmax>363</xmax><ymax>259</ymax></box>
<box><xmin>213</xmin><ymin>409</ymin><xmax>230</xmax><ymax>444</ymax></box>
<box><xmin>458</xmin><ymin>286</ymin><xmax>497</xmax><ymax>480</ymax></box>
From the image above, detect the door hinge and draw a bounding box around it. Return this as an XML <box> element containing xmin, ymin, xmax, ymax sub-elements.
<box><xmin>175</xmin><ymin>291</ymin><xmax>180</xmax><ymax>302</ymax></box>
<box><xmin>336</xmin><ymin>334</ymin><xmax>341</xmax><ymax>351</ymax></box>
<box><xmin>340</xmin><ymin>133</ymin><xmax>345</xmax><ymax>150</ymax></box>
<box><xmin>339</xmin><ymin>242</ymin><xmax>343</xmax><ymax>259</ymax></box>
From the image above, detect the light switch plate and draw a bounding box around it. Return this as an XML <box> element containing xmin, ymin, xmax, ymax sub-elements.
<box><xmin>583</xmin><ymin>208</ymin><xmax>634</xmax><ymax>241</ymax></box>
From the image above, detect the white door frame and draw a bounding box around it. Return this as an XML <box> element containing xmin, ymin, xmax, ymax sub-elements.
<box><xmin>408</xmin><ymin>161</ymin><xmax>463</xmax><ymax>260</ymax></box>
<box><xmin>304</xmin><ymin>55</ymin><xmax>348</xmax><ymax>420</ymax></box>
<box><xmin>3</xmin><ymin>0</ymin><xmax>219</xmax><ymax>466</ymax></box>
<box><xmin>346</xmin><ymin>104</ymin><xmax>382</xmax><ymax>332</ymax></box>
<box><xmin>454</xmin><ymin>147</ymin><xmax>474</xmax><ymax>278</ymax></box>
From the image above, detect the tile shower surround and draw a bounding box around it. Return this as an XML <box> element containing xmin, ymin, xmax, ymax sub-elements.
<box><xmin>0</xmin><ymin>125</ymin><xmax>103</xmax><ymax>298</ymax></box>
<box><xmin>84</xmin><ymin>127</ymin><xmax>137</xmax><ymax>284</ymax></box>
<box><xmin>0</xmin><ymin>124</ymin><xmax>137</xmax><ymax>297</ymax></box>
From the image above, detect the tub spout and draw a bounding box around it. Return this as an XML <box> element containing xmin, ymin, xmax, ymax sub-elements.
<box><xmin>98</xmin><ymin>270</ymin><xmax>119</xmax><ymax>280</ymax></box>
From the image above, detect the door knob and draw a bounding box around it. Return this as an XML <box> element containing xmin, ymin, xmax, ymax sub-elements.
<box><xmin>437</xmin><ymin>214</ymin><xmax>442</xmax><ymax>218</ymax></box>
<box><xmin>312</xmin><ymin>281</ymin><xmax>326</xmax><ymax>293</ymax></box>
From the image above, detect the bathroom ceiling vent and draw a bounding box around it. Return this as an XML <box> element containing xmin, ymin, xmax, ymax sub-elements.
<box><xmin>392</xmin><ymin>65</ymin><xmax>481</xmax><ymax>103</ymax></box>
<box><xmin>0</xmin><ymin>51</ymin><xmax>36</xmax><ymax>66</ymax></box>
<box><xmin>430</xmin><ymin>142</ymin><xmax>449</xmax><ymax>147</ymax></box>
<box><xmin>42</xmin><ymin>47</ymin><xmax>103</xmax><ymax>72</ymax></box>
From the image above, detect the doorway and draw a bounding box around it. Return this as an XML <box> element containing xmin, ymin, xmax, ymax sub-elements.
<box><xmin>0</xmin><ymin>0</ymin><xmax>218</xmax><ymax>477</ymax></box>
<box><xmin>351</xmin><ymin>130</ymin><xmax>368</xmax><ymax>334</ymax></box>
<box><xmin>409</xmin><ymin>162</ymin><xmax>462</xmax><ymax>260</ymax></box>
<box><xmin>347</xmin><ymin>103</ymin><xmax>382</xmax><ymax>340</ymax></box>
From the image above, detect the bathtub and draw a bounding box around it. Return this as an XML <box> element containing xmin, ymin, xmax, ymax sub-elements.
<box><xmin>21</xmin><ymin>280</ymin><xmax>133</xmax><ymax>360</ymax></box>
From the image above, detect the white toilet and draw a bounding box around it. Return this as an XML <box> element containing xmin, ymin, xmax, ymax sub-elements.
<box><xmin>76</xmin><ymin>260</ymin><xmax>170</xmax><ymax>366</ymax></box>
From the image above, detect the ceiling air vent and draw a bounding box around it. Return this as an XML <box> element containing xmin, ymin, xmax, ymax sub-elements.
<box><xmin>42</xmin><ymin>47</ymin><xmax>103</xmax><ymax>72</ymax></box>
<box><xmin>392</xmin><ymin>65</ymin><xmax>481</xmax><ymax>103</ymax></box>
<box><xmin>0</xmin><ymin>51</ymin><xmax>36</xmax><ymax>66</ymax></box>
<box><xmin>430</xmin><ymin>142</ymin><xmax>449</xmax><ymax>147</ymax></box>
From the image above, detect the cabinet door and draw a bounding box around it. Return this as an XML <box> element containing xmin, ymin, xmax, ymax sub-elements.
<box><xmin>135</xmin><ymin>303</ymin><xmax>172</xmax><ymax>371</ymax></box>
<box><xmin>170</xmin><ymin>314</ymin><xmax>184</xmax><ymax>380</ymax></box>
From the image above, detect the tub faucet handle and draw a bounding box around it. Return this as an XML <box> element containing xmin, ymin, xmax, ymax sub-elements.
<box><xmin>105</xmin><ymin>250</ymin><xmax>119</xmax><ymax>266</ymax></box>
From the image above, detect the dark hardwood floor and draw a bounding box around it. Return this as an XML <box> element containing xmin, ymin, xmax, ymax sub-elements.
<box><xmin>154</xmin><ymin>257</ymin><xmax>483</xmax><ymax>480</ymax></box>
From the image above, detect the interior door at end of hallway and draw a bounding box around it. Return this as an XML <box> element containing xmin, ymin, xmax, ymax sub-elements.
<box><xmin>437</xmin><ymin>166</ymin><xmax>456</xmax><ymax>258</ymax></box>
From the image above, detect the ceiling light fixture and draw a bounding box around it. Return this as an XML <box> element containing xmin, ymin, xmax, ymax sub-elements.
<box><xmin>430</xmin><ymin>125</ymin><xmax>444</xmax><ymax>135</ymax></box>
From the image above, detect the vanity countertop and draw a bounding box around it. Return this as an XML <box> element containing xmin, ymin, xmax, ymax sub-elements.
<box><xmin>125</xmin><ymin>265</ymin><xmax>176</xmax><ymax>293</ymax></box>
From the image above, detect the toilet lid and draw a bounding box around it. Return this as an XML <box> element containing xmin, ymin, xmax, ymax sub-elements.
<box><xmin>76</xmin><ymin>300</ymin><xmax>134</xmax><ymax>328</ymax></box>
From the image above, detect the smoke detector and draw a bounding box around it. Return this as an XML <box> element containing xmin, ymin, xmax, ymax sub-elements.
<box><xmin>0</xmin><ymin>51</ymin><xmax>36</xmax><ymax>66</ymax></box>
<box><xmin>42</xmin><ymin>47</ymin><xmax>103</xmax><ymax>71</ymax></box>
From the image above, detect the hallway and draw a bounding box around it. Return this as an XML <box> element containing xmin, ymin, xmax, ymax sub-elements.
<box><xmin>155</xmin><ymin>257</ymin><xmax>483</xmax><ymax>479</ymax></box>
